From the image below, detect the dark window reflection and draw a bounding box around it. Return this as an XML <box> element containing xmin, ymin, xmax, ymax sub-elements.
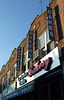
<box><xmin>50</xmin><ymin>80</ymin><xmax>62</xmax><ymax>100</ymax></box>
<box><xmin>40</xmin><ymin>84</ymin><xmax>49</xmax><ymax>100</ymax></box>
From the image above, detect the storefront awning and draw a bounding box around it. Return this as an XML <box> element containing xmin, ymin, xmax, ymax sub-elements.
<box><xmin>2</xmin><ymin>82</ymin><xmax>34</xmax><ymax>100</ymax></box>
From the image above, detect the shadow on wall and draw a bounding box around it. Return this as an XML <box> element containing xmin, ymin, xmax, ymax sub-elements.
<box><xmin>55</xmin><ymin>5</ymin><xmax>63</xmax><ymax>40</ymax></box>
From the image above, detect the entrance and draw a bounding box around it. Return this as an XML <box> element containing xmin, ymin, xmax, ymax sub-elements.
<box><xmin>40</xmin><ymin>84</ymin><xmax>49</xmax><ymax>100</ymax></box>
<box><xmin>35</xmin><ymin>79</ymin><xmax>62</xmax><ymax>100</ymax></box>
<box><xmin>50</xmin><ymin>79</ymin><xmax>62</xmax><ymax>100</ymax></box>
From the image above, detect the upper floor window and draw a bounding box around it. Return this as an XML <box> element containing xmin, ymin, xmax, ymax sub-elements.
<box><xmin>28</xmin><ymin>60</ymin><xmax>32</xmax><ymax>69</ymax></box>
<box><xmin>39</xmin><ymin>34</ymin><xmax>45</xmax><ymax>49</ymax></box>
<box><xmin>6</xmin><ymin>70</ymin><xmax>10</xmax><ymax>87</ymax></box>
<box><xmin>35</xmin><ymin>30</ymin><xmax>38</xmax><ymax>50</ymax></box>
<box><xmin>1</xmin><ymin>77</ymin><xmax>5</xmax><ymax>91</ymax></box>
<box><xmin>13</xmin><ymin>63</ymin><xmax>17</xmax><ymax>79</ymax></box>
<box><xmin>23</xmin><ymin>54</ymin><xmax>27</xmax><ymax>65</ymax></box>
<box><xmin>47</xmin><ymin>41</ymin><xmax>54</xmax><ymax>53</ymax></box>
<box><xmin>38</xmin><ymin>29</ymin><xmax>54</xmax><ymax>56</ymax></box>
<box><xmin>22</xmin><ymin>52</ymin><xmax>27</xmax><ymax>72</ymax></box>
<box><xmin>46</xmin><ymin>30</ymin><xmax>50</xmax><ymax>43</ymax></box>
<box><xmin>23</xmin><ymin>53</ymin><xmax>27</xmax><ymax>71</ymax></box>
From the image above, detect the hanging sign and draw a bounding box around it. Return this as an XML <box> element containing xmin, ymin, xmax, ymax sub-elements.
<box><xmin>28</xmin><ymin>31</ymin><xmax>33</xmax><ymax>59</ymax></box>
<box><xmin>16</xmin><ymin>47</ymin><xmax>21</xmax><ymax>71</ymax></box>
<box><xmin>47</xmin><ymin>6</ymin><xmax>55</xmax><ymax>40</ymax></box>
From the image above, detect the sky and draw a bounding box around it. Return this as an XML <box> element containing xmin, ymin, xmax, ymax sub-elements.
<box><xmin>0</xmin><ymin>0</ymin><xmax>50</xmax><ymax>71</ymax></box>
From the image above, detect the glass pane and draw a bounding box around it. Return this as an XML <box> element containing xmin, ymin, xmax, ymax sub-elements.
<box><xmin>9</xmin><ymin>71</ymin><xmax>10</xmax><ymax>78</ymax></box>
<box><xmin>46</xmin><ymin>30</ymin><xmax>49</xmax><ymax>43</ymax></box>
<box><xmin>34</xmin><ymin>88</ymin><xmax>39</xmax><ymax>100</ymax></box>
<box><xmin>47</xmin><ymin>41</ymin><xmax>54</xmax><ymax>53</ymax></box>
<box><xmin>40</xmin><ymin>84</ymin><xmax>49</xmax><ymax>100</ymax></box>
<box><xmin>39</xmin><ymin>35</ymin><xmax>45</xmax><ymax>49</ymax></box>
<box><xmin>50</xmin><ymin>80</ymin><xmax>62</xmax><ymax>100</ymax></box>
<box><xmin>23</xmin><ymin>54</ymin><xmax>27</xmax><ymax>65</ymax></box>
<box><xmin>2</xmin><ymin>77</ymin><xmax>4</xmax><ymax>90</ymax></box>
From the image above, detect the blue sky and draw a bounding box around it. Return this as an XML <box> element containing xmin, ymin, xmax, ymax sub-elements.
<box><xmin>0</xmin><ymin>0</ymin><xmax>50</xmax><ymax>71</ymax></box>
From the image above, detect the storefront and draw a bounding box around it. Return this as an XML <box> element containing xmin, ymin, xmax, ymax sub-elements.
<box><xmin>34</xmin><ymin>66</ymin><xmax>62</xmax><ymax>100</ymax></box>
<box><xmin>2</xmin><ymin>47</ymin><xmax>63</xmax><ymax>100</ymax></box>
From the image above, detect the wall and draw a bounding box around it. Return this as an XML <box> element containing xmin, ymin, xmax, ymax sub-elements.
<box><xmin>0</xmin><ymin>0</ymin><xmax>64</xmax><ymax>95</ymax></box>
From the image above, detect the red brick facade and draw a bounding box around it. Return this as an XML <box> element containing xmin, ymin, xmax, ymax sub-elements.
<box><xmin>0</xmin><ymin>0</ymin><xmax>64</xmax><ymax>93</ymax></box>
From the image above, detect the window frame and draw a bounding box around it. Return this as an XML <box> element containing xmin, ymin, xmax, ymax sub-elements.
<box><xmin>38</xmin><ymin>29</ymin><xmax>54</xmax><ymax>54</ymax></box>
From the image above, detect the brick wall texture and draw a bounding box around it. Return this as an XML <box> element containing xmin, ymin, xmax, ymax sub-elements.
<box><xmin>0</xmin><ymin>0</ymin><xmax>64</xmax><ymax>89</ymax></box>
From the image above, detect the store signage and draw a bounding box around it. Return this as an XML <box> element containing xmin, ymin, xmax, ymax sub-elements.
<box><xmin>28</xmin><ymin>57</ymin><xmax>52</xmax><ymax>77</ymax></box>
<box><xmin>19</xmin><ymin>79</ymin><xmax>27</xmax><ymax>85</ymax></box>
<box><xmin>18</xmin><ymin>57</ymin><xmax>52</xmax><ymax>85</ymax></box>
<box><xmin>47</xmin><ymin>6</ymin><xmax>55</xmax><ymax>40</ymax></box>
<box><xmin>28</xmin><ymin>30</ymin><xmax>33</xmax><ymax>59</ymax></box>
<box><xmin>17</xmin><ymin>47</ymin><xmax>60</xmax><ymax>89</ymax></box>
<box><xmin>18</xmin><ymin>72</ymin><xmax>28</xmax><ymax>85</ymax></box>
<box><xmin>16</xmin><ymin>47</ymin><xmax>21</xmax><ymax>71</ymax></box>
<box><xmin>18</xmin><ymin>72</ymin><xmax>28</xmax><ymax>81</ymax></box>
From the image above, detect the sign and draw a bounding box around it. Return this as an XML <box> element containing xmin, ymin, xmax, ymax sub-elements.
<box><xmin>19</xmin><ymin>79</ymin><xmax>27</xmax><ymax>85</ymax></box>
<box><xmin>18</xmin><ymin>72</ymin><xmax>28</xmax><ymax>81</ymax></box>
<box><xmin>18</xmin><ymin>72</ymin><xmax>28</xmax><ymax>85</ymax></box>
<box><xmin>16</xmin><ymin>47</ymin><xmax>21</xmax><ymax>71</ymax></box>
<box><xmin>28</xmin><ymin>31</ymin><xmax>33</xmax><ymax>59</ymax></box>
<box><xmin>28</xmin><ymin>57</ymin><xmax>52</xmax><ymax>77</ymax></box>
<box><xmin>17</xmin><ymin>47</ymin><xmax>60</xmax><ymax>89</ymax></box>
<box><xmin>47</xmin><ymin>6</ymin><xmax>55</xmax><ymax>40</ymax></box>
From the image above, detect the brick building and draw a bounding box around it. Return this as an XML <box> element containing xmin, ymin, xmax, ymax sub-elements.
<box><xmin>0</xmin><ymin>0</ymin><xmax>64</xmax><ymax>100</ymax></box>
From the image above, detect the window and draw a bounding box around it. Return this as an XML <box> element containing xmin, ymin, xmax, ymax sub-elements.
<box><xmin>47</xmin><ymin>41</ymin><xmax>54</xmax><ymax>53</ymax></box>
<box><xmin>28</xmin><ymin>60</ymin><xmax>32</xmax><ymax>69</ymax></box>
<box><xmin>38</xmin><ymin>29</ymin><xmax>54</xmax><ymax>56</ymax></box>
<box><xmin>39</xmin><ymin>35</ymin><xmax>45</xmax><ymax>49</ymax></box>
<box><xmin>13</xmin><ymin>63</ymin><xmax>17</xmax><ymax>79</ymax></box>
<box><xmin>61</xmin><ymin>47</ymin><xmax>64</xmax><ymax>55</ymax></box>
<box><xmin>1</xmin><ymin>77</ymin><xmax>5</xmax><ymax>91</ymax></box>
<box><xmin>22</xmin><ymin>53</ymin><xmax>27</xmax><ymax>72</ymax></box>
<box><xmin>34</xmin><ymin>87</ymin><xmax>39</xmax><ymax>100</ymax></box>
<box><xmin>23</xmin><ymin>54</ymin><xmax>27</xmax><ymax>65</ymax></box>
<box><xmin>46</xmin><ymin>30</ymin><xmax>50</xmax><ymax>43</ymax></box>
<box><xmin>50</xmin><ymin>80</ymin><xmax>62</xmax><ymax>100</ymax></box>
<box><xmin>6</xmin><ymin>70</ymin><xmax>10</xmax><ymax>87</ymax></box>
<box><xmin>35</xmin><ymin>30</ymin><xmax>38</xmax><ymax>50</ymax></box>
<box><xmin>40</xmin><ymin>84</ymin><xmax>49</xmax><ymax>100</ymax></box>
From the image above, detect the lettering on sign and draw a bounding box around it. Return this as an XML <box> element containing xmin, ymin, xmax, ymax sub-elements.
<box><xmin>16</xmin><ymin>47</ymin><xmax>21</xmax><ymax>71</ymax></box>
<box><xmin>18</xmin><ymin>72</ymin><xmax>28</xmax><ymax>86</ymax></box>
<box><xmin>18</xmin><ymin>57</ymin><xmax>52</xmax><ymax>86</ymax></box>
<box><xmin>18</xmin><ymin>72</ymin><xmax>28</xmax><ymax>81</ymax></box>
<box><xmin>47</xmin><ymin>6</ymin><xmax>55</xmax><ymax>40</ymax></box>
<box><xmin>28</xmin><ymin>31</ymin><xmax>33</xmax><ymax>59</ymax></box>
<box><xmin>28</xmin><ymin>57</ymin><xmax>52</xmax><ymax>77</ymax></box>
<box><xmin>19</xmin><ymin>79</ymin><xmax>27</xmax><ymax>85</ymax></box>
